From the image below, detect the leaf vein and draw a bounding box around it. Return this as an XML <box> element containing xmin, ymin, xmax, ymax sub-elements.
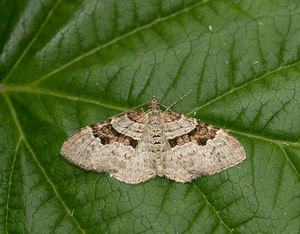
<box><xmin>5</xmin><ymin>138</ymin><xmax>22</xmax><ymax>234</ymax></box>
<box><xmin>29</xmin><ymin>0</ymin><xmax>210</xmax><ymax>86</ymax></box>
<box><xmin>183</xmin><ymin>202</ymin><xmax>209</xmax><ymax>233</ymax></box>
<box><xmin>187</xmin><ymin>60</ymin><xmax>300</xmax><ymax>115</ymax></box>
<box><xmin>1</xmin><ymin>86</ymin><xmax>127</xmax><ymax>111</ymax></box>
<box><xmin>278</xmin><ymin>144</ymin><xmax>300</xmax><ymax>177</ymax></box>
<box><xmin>230</xmin><ymin>130</ymin><xmax>300</xmax><ymax>176</ymax></box>
<box><xmin>192</xmin><ymin>182</ymin><xmax>233</xmax><ymax>232</ymax></box>
<box><xmin>2</xmin><ymin>0</ymin><xmax>62</xmax><ymax>84</ymax></box>
<box><xmin>3</xmin><ymin>92</ymin><xmax>86</xmax><ymax>233</ymax></box>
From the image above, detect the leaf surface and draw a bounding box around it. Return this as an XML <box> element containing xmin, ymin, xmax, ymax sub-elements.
<box><xmin>1</xmin><ymin>0</ymin><xmax>299</xmax><ymax>233</ymax></box>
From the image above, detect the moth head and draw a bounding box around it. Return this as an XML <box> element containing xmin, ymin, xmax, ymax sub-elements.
<box><xmin>150</xmin><ymin>96</ymin><xmax>160</xmax><ymax>110</ymax></box>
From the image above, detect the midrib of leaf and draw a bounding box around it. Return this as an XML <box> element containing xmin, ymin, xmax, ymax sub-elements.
<box><xmin>2</xmin><ymin>92</ymin><xmax>85</xmax><ymax>234</ymax></box>
<box><xmin>2</xmin><ymin>0</ymin><xmax>62</xmax><ymax>84</ymax></box>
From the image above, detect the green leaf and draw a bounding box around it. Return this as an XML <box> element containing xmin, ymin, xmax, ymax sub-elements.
<box><xmin>1</xmin><ymin>0</ymin><xmax>299</xmax><ymax>233</ymax></box>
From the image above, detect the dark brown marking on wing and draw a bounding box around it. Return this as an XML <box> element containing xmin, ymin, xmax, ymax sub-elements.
<box><xmin>165</xmin><ymin>111</ymin><xmax>181</xmax><ymax>122</ymax></box>
<box><xmin>127</xmin><ymin>112</ymin><xmax>144</xmax><ymax>123</ymax></box>
<box><xmin>168</xmin><ymin>120</ymin><xmax>219</xmax><ymax>148</ymax></box>
<box><xmin>90</xmin><ymin>122</ymin><xmax>138</xmax><ymax>148</ymax></box>
<box><xmin>168</xmin><ymin>139</ymin><xmax>177</xmax><ymax>147</ymax></box>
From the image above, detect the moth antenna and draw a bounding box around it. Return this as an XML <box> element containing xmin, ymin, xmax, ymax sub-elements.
<box><xmin>165</xmin><ymin>89</ymin><xmax>192</xmax><ymax>112</ymax></box>
<box><xmin>117</xmin><ymin>101</ymin><xmax>150</xmax><ymax>116</ymax></box>
<box><xmin>159</xmin><ymin>103</ymin><xmax>168</xmax><ymax>109</ymax></box>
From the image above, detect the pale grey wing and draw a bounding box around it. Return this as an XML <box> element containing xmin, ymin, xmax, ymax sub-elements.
<box><xmin>163</xmin><ymin>111</ymin><xmax>198</xmax><ymax>139</ymax></box>
<box><xmin>111</xmin><ymin>131</ymin><xmax>156</xmax><ymax>184</ymax></box>
<box><xmin>60</xmin><ymin>122</ymin><xmax>136</xmax><ymax>173</ymax></box>
<box><xmin>164</xmin><ymin>130</ymin><xmax>246</xmax><ymax>183</ymax></box>
<box><xmin>110</xmin><ymin>112</ymin><xmax>145</xmax><ymax>140</ymax></box>
<box><xmin>163</xmin><ymin>114</ymin><xmax>246</xmax><ymax>183</ymax></box>
<box><xmin>61</xmin><ymin>119</ymin><xmax>156</xmax><ymax>184</ymax></box>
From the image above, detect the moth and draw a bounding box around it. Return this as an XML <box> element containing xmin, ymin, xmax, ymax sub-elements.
<box><xmin>61</xmin><ymin>90</ymin><xmax>246</xmax><ymax>184</ymax></box>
